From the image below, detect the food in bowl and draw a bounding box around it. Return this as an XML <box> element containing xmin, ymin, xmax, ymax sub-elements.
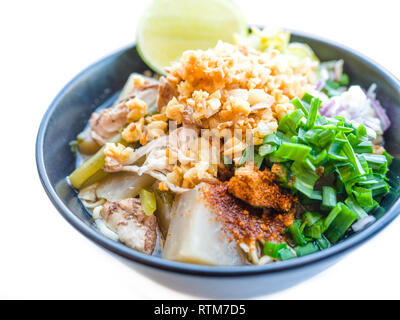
<box><xmin>68</xmin><ymin>28</ymin><xmax>393</xmax><ymax>266</ymax></box>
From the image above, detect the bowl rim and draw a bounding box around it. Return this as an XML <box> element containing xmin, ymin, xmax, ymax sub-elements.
<box><xmin>36</xmin><ymin>29</ymin><xmax>400</xmax><ymax>277</ymax></box>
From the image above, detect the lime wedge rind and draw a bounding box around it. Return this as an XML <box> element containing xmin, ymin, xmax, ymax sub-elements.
<box><xmin>136</xmin><ymin>0</ymin><xmax>247</xmax><ymax>75</ymax></box>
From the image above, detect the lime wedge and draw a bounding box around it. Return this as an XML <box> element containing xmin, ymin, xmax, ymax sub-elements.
<box><xmin>285</xmin><ymin>42</ymin><xmax>319</xmax><ymax>62</ymax></box>
<box><xmin>137</xmin><ymin>0</ymin><xmax>247</xmax><ymax>74</ymax></box>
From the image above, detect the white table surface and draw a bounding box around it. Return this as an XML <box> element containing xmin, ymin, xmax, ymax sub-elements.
<box><xmin>1</xmin><ymin>0</ymin><xmax>399</xmax><ymax>299</ymax></box>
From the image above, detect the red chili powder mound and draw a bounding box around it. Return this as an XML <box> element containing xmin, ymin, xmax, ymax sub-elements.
<box><xmin>201</xmin><ymin>183</ymin><xmax>295</xmax><ymax>245</ymax></box>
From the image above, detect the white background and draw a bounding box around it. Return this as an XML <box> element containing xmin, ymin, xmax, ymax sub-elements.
<box><xmin>1</xmin><ymin>0</ymin><xmax>399</xmax><ymax>299</ymax></box>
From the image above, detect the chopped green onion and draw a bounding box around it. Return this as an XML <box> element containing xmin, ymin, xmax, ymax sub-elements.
<box><xmin>238</xmin><ymin>147</ymin><xmax>250</xmax><ymax>166</ymax></box>
<box><xmin>338</xmin><ymin>73</ymin><xmax>350</xmax><ymax>86</ymax></box>
<box><xmin>309</xmin><ymin>190</ymin><xmax>322</xmax><ymax>201</ymax></box>
<box><xmin>264</xmin><ymin>241</ymin><xmax>287</xmax><ymax>258</ymax></box>
<box><xmin>291</xmin><ymin>161</ymin><xmax>319</xmax><ymax>197</ymax></box>
<box><xmin>304</xmin><ymin>221</ymin><xmax>324</xmax><ymax>239</ymax></box>
<box><xmin>368</xmin><ymin>180</ymin><xmax>390</xmax><ymax>197</ymax></box>
<box><xmin>344</xmin><ymin>197</ymin><xmax>368</xmax><ymax>220</ymax></box>
<box><xmin>384</xmin><ymin>151</ymin><xmax>393</xmax><ymax>166</ymax></box>
<box><xmin>278</xmin><ymin>109</ymin><xmax>305</xmax><ymax>135</ymax></box>
<box><xmin>254</xmin><ymin>153</ymin><xmax>264</xmax><ymax>169</ymax></box>
<box><xmin>294</xmin><ymin>242</ymin><xmax>320</xmax><ymax>257</ymax></box>
<box><xmin>302</xmin><ymin>92</ymin><xmax>315</xmax><ymax>105</ymax></box>
<box><xmin>292</xmin><ymin>97</ymin><xmax>309</xmax><ymax>116</ymax></box>
<box><xmin>323</xmin><ymin>203</ymin><xmax>342</xmax><ymax>230</ymax></box>
<box><xmin>278</xmin><ymin>247</ymin><xmax>297</xmax><ymax>261</ymax></box>
<box><xmin>259</xmin><ymin>144</ymin><xmax>277</xmax><ymax>156</ymax></box>
<box><xmin>304</xmin><ymin>128</ymin><xmax>335</xmax><ymax>148</ymax></box>
<box><xmin>356</xmin><ymin>124</ymin><xmax>368</xmax><ymax>140</ymax></box>
<box><xmin>274</xmin><ymin>142</ymin><xmax>312</xmax><ymax>162</ymax></box>
<box><xmin>325</xmin><ymin>203</ymin><xmax>357</xmax><ymax>243</ymax></box>
<box><xmin>336</xmin><ymin>163</ymin><xmax>356</xmax><ymax>183</ymax></box>
<box><xmin>362</xmin><ymin>154</ymin><xmax>388</xmax><ymax>174</ymax></box>
<box><xmin>352</xmin><ymin>186</ymin><xmax>373</xmax><ymax>208</ymax></box>
<box><xmin>306</xmin><ymin>97</ymin><xmax>322</xmax><ymax>129</ymax></box>
<box><xmin>322</xmin><ymin>186</ymin><xmax>337</xmax><ymax>210</ymax></box>
<box><xmin>311</xmin><ymin>149</ymin><xmax>328</xmax><ymax>166</ymax></box>
<box><xmin>263</xmin><ymin>133</ymin><xmax>282</xmax><ymax>146</ymax></box>
<box><xmin>328</xmin><ymin>140</ymin><xmax>347</xmax><ymax>161</ymax></box>
<box><xmin>354</xmin><ymin>141</ymin><xmax>373</xmax><ymax>154</ymax></box>
<box><xmin>316</xmin><ymin>235</ymin><xmax>331</xmax><ymax>250</ymax></box>
<box><xmin>303</xmin><ymin>158</ymin><xmax>317</xmax><ymax>171</ymax></box>
<box><xmin>287</xmin><ymin>220</ymin><xmax>308</xmax><ymax>246</ymax></box>
<box><xmin>302</xmin><ymin>211</ymin><xmax>323</xmax><ymax>227</ymax></box>
<box><xmin>341</xmin><ymin>134</ymin><xmax>366</xmax><ymax>176</ymax></box>
<box><xmin>323</xmin><ymin>80</ymin><xmax>342</xmax><ymax>97</ymax></box>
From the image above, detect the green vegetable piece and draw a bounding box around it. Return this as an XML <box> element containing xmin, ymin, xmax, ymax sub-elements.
<box><xmin>238</xmin><ymin>147</ymin><xmax>250</xmax><ymax>166</ymax></box>
<box><xmin>311</xmin><ymin>149</ymin><xmax>328</xmax><ymax>166</ymax></box>
<box><xmin>80</xmin><ymin>170</ymin><xmax>109</xmax><ymax>189</ymax></box>
<box><xmin>291</xmin><ymin>161</ymin><xmax>319</xmax><ymax>197</ymax></box>
<box><xmin>323</xmin><ymin>203</ymin><xmax>342</xmax><ymax>230</ymax></box>
<box><xmin>275</xmin><ymin>143</ymin><xmax>312</xmax><ymax>162</ymax></box>
<box><xmin>352</xmin><ymin>186</ymin><xmax>373</xmax><ymax>208</ymax></box>
<box><xmin>264</xmin><ymin>241</ymin><xmax>287</xmax><ymax>258</ymax></box>
<box><xmin>341</xmin><ymin>134</ymin><xmax>366</xmax><ymax>176</ymax></box>
<box><xmin>338</xmin><ymin>73</ymin><xmax>350</xmax><ymax>86</ymax></box>
<box><xmin>356</xmin><ymin>124</ymin><xmax>368</xmax><ymax>140</ymax></box>
<box><xmin>336</xmin><ymin>163</ymin><xmax>356</xmax><ymax>183</ymax></box>
<box><xmin>306</xmin><ymin>97</ymin><xmax>322</xmax><ymax>129</ymax></box>
<box><xmin>316</xmin><ymin>235</ymin><xmax>331</xmax><ymax>250</ymax></box>
<box><xmin>304</xmin><ymin>128</ymin><xmax>335</xmax><ymax>148</ymax></box>
<box><xmin>325</xmin><ymin>203</ymin><xmax>357</xmax><ymax>243</ymax></box>
<box><xmin>309</xmin><ymin>190</ymin><xmax>322</xmax><ymax>201</ymax></box>
<box><xmin>259</xmin><ymin>144</ymin><xmax>277</xmax><ymax>156</ymax></box>
<box><xmin>323</xmin><ymin>80</ymin><xmax>342</xmax><ymax>97</ymax></box>
<box><xmin>278</xmin><ymin>247</ymin><xmax>297</xmax><ymax>261</ymax></box>
<box><xmin>140</xmin><ymin>189</ymin><xmax>157</xmax><ymax>216</ymax></box>
<box><xmin>294</xmin><ymin>242</ymin><xmax>319</xmax><ymax>257</ymax></box>
<box><xmin>291</xmin><ymin>97</ymin><xmax>309</xmax><ymax>116</ymax></box>
<box><xmin>328</xmin><ymin>139</ymin><xmax>347</xmax><ymax>161</ymax></box>
<box><xmin>302</xmin><ymin>211</ymin><xmax>323</xmax><ymax>227</ymax></box>
<box><xmin>301</xmin><ymin>212</ymin><xmax>323</xmax><ymax>239</ymax></box>
<box><xmin>287</xmin><ymin>220</ymin><xmax>308</xmax><ymax>246</ymax></box>
<box><xmin>344</xmin><ymin>197</ymin><xmax>368</xmax><ymax>220</ymax></box>
<box><xmin>278</xmin><ymin>109</ymin><xmax>305</xmax><ymax>135</ymax></box>
<box><xmin>362</xmin><ymin>154</ymin><xmax>388</xmax><ymax>174</ymax></box>
<box><xmin>322</xmin><ymin>186</ymin><xmax>337</xmax><ymax>210</ymax></box>
<box><xmin>69</xmin><ymin>133</ymin><xmax>126</xmax><ymax>189</ymax></box>
<box><xmin>263</xmin><ymin>133</ymin><xmax>282</xmax><ymax>146</ymax></box>
<box><xmin>354</xmin><ymin>141</ymin><xmax>373</xmax><ymax>154</ymax></box>
<box><xmin>384</xmin><ymin>151</ymin><xmax>393</xmax><ymax>166</ymax></box>
<box><xmin>254</xmin><ymin>153</ymin><xmax>264</xmax><ymax>169</ymax></box>
<box><xmin>302</xmin><ymin>92</ymin><xmax>315</xmax><ymax>105</ymax></box>
<box><xmin>368</xmin><ymin>180</ymin><xmax>390</xmax><ymax>197</ymax></box>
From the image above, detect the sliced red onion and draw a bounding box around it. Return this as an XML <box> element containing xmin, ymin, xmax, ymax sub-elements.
<box><xmin>319</xmin><ymin>99</ymin><xmax>336</xmax><ymax>116</ymax></box>
<box><xmin>316</xmin><ymin>80</ymin><xmax>325</xmax><ymax>91</ymax></box>
<box><xmin>334</xmin><ymin>104</ymin><xmax>348</xmax><ymax>114</ymax></box>
<box><xmin>365</xmin><ymin>84</ymin><xmax>391</xmax><ymax>131</ymax></box>
<box><xmin>352</xmin><ymin>215</ymin><xmax>376</xmax><ymax>233</ymax></box>
<box><xmin>369</xmin><ymin>97</ymin><xmax>390</xmax><ymax>131</ymax></box>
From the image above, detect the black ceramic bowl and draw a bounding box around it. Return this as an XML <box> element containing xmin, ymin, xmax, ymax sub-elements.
<box><xmin>36</xmin><ymin>30</ymin><xmax>400</xmax><ymax>298</ymax></box>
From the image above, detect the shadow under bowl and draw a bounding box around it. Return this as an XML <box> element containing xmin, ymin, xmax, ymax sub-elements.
<box><xmin>36</xmin><ymin>30</ymin><xmax>400</xmax><ymax>298</ymax></box>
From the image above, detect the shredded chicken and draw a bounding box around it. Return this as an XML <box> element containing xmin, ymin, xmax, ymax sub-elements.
<box><xmin>157</xmin><ymin>76</ymin><xmax>178</xmax><ymax>111</ymax></box>
<box><xmin>101</xmin><ymin>198</ymin><xmax>157</xmax><ymax>254</ymax></box>
<box><xmin>89</xmin><ymin>80</ymin><xmax>159</xmax><ymax>145</ymax></box>
<box><xmin>227</xmin><ymin>165</ymin><xmax>297</xmax><ymax>212</ymax></box>
<box><xmin>90</xmin><ymin>103</ymin><xmax>130</xmax><ymax>145</ymax></box>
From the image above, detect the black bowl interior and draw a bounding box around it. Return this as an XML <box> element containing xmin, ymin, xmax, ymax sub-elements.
<box><xmin>37</xmin><ymin>31</ymin><xmax>400</xmax><ymax>276</ymax></box>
